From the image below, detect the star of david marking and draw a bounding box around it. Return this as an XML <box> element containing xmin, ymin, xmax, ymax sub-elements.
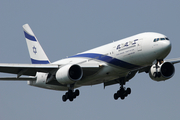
<box><xmin>33</xmin><ymin>46</ymin><xmax>37</xmax><ymax>54</ymax></box>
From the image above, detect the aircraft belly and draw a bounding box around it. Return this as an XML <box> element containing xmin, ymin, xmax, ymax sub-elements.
<box><xmin>77</xmin><ymin>65</ymin><xmax>128</xmax><ymax>86</ymax></box>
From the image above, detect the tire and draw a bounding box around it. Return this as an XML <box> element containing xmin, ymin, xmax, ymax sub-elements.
<box><xmin>153</xmin><ymin>72</ymin><xmax>157</xmax><ymax>78</ymax></box>
<box><xmin>117</xmin><ymin>90</ymin><xmax>121</xmax><ymax>97</ymax></box>
<box><xmin>114</xmin><ymin>93</ymin><xmax>118</xmax><ymax>100</ymax></box>
<box><xmin>157</xmin><ymin>72</ymin><xmax>161</xmax><ymax>77</ymax></box>
<box><xmin>75</xmin><ymin>89</ymin><xmax>80</xmax><ymax>96</ymax></box>
<box><xmin>72</xmin><ymin>93</ymin><xmax>76</xmax><ymax>99</ymax></box>
<box><xmin>69</xmin><ymin>97</ymin><xmax>73</xmax><ymax>102</ymax></box>
<box><xmin>126</xmin><ymin>88</ymin><xmax>131</xmax><ymax>94</ymax></box>
<box><xmin>120</xmin><ymin>95</ymin><xmax>125</xmax><ymax>100</ymax></box>
<box><xmin>124</xmin><ymin>92</ymin><xmax>128</xmax><ymax>97</ymax></box>
<box><xmin>65</xmin><ymin>92</ymin><xmax>69</xmax><ymax>98</ymax></box>
<box><xmin>62</xmin><ymin>95</ymin><xmax>67</xmax><ymax>102</ymax></box>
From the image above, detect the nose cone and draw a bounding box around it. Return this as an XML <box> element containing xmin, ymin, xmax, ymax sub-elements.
<box><xmin>162</xmin><ymin>40</ymin><xmax>171</xmax><ymax>52</ymax></box>
<box><xmin>157</xmin><ymin>40</ymin><xmax>171</xmax><ymax>59</ymax></box>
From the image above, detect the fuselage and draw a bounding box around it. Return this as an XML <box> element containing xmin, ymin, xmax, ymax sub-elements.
<box><xmin>29</xmin><ymin>32</ymin><xmax>171</xmax><ymax>90</ymax></box>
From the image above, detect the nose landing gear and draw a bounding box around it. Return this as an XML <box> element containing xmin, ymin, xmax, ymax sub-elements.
<box><xmin>153</xmin><ymin>59</ymin><xmax>164</xmax><ymax>78</ymax></box>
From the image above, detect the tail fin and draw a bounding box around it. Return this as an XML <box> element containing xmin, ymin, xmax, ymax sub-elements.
<box><xmin>23</xmin><ymin>24</ymin><xmax>51</xmax><ymax>64</ymax></box>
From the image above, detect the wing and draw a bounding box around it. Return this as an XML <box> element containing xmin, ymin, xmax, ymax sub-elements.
<box><xmin>165</xmin><ymin>57</ymin><xmax>180</xmax><ymax>64</ymax></box>
<box><xmin>0</xmin><ymin>63</ymin><xmax>102</xmax><ymax>81</ymax></box>
<box><xmin>0</xmin><ymin>63</ymin><xmax>59</xmax><ymax>77</ymax></box>
<box><xmin>0</xmin><ymin>77</ymin><xmax>36</xmax><ymax>81</ymax></box>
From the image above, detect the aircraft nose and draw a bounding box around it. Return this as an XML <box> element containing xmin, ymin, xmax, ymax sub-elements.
<box><xmin>157</xmin><ymin>40</ymin><xmax>171</xmax><ymax>59</ymax></box>
<box><xmin>161</xmin><ymin>40</ymin><xmax>171</xmax><ymax>52</ymax></box>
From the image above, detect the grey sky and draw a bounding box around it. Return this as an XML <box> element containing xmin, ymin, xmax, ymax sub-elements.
<box><xmin>0</xmin><ymin>1</ymin><xmax>180</xmax><ymax>120</ymax></box>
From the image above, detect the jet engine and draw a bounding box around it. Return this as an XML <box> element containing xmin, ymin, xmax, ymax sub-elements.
<box><xmin>149</xmin><ymin>62</ymin><xmax>175</xmax><ymax>81</ymax></box>
<box><xmin>56</xmin><ymin>64</ymin><xmax>83</xmax><ymax>84</ymax></box>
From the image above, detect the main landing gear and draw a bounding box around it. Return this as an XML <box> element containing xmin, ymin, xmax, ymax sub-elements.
<box><xmin>114</xmin><ymin>80</ymin><xmax>131</xmax><ymax>100</ymax></box>
<box><xmin>62</xmin><ymin>89</ymin><xmax>80</xmax><ymax>102</ymax></box>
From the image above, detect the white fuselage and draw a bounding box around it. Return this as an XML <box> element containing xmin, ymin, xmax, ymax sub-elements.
<box><xmin>29</xmin><ymin>32</ymin><xmax>171</xmax><ymax>90</ymax></box>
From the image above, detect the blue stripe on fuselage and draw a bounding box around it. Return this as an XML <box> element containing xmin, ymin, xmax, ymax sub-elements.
<box><xmin>70</xmin><ymin>53</ymin><xmax>140</xmax><ymax>69</ymax></box>
<box><xmin>24</xmin><ymin>31</ymin><xmax>37</xmax><ymax>41</ymax></box>
<box><xmin>31</xmin><ymin>58</ymin><xmax>50</xmax><ymax>64</ymax></box>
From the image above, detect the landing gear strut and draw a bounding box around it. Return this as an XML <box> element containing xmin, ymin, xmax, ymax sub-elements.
<box><xmin>62</xmin><ymin>89</ymin><xmax>80</xmax><ymax>102</ymax></box>
<box><xmin>114</xmin><ymin>79</ymin><xmax>131</xmax><ymax>100</ymax></box>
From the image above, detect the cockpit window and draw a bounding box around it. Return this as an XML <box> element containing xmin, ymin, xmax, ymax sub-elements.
<box><xmin>165</xmin><ymin>37</ymin><xmax>169</xmax><ymax>40</ymax></box>
<box><xmin>153</xmin><ymin>37</ymin><xmax>169</xmax><ymax>42</ymax></box>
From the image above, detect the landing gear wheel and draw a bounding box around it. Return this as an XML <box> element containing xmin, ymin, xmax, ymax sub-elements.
<box><xmin>157</xmin><ymin>72</ymin><xmax>161</xmax><ymax>77</ymax></box>
<box><xmin>126</xmin><ymin>88</ymin><xmax>131</xmax><ymax>94</ymax></box>
<box><xmin>75</xmin><ymin>89</ymin><xmax>80</xmax><ymax>96</ymax></box>
<box><xmin>62</xmin><ymin>95</ymin><xmax>67</xmax><ymax>102</ymax></box>
<box><xmin>113</xmin><ymin>81</ymin><xmax>132</xmax><ymax>100</ymax></box>
<box><xmin>120</xmin><ymin>95</ymin><xmax>125</xmax><ymax>100</ymax></box>
<box><xmin>65</xmin><ymin>92</ymin><xmax>69</xmax><ymax>98</ymax></box>
<box><xmin>69</xmin><ymin>97</ymin><xmax>73</xmax><ymax>102</ymax></box>
<box><xmin>114</xmin><ymin>93</ymin><xmax>118</xmax><ymax>100</ymax></box>
<box><xmin>72</xmin><ymin>93</ymin><xmax>76</xmax><ymax>99</ymax></box>
<box><xmin>62</xmin><ymin>89</ymin><xmax>80</xmax><ymax>102</ymax></box>
<box><xmin>154</xmin><ymin>72</ymin><xmax>161</xmax><ymax>78</ymax></box>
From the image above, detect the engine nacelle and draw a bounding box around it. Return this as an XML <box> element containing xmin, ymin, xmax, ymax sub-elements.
<box><xmin>56</xmin><ymin>64</ymin><xmax>83</xmax><ymax>84</ymax></box>
<box><xmin>149</xmin><ymin>62</ymin><xmax>175</xmax><ymax>81</ymax></box>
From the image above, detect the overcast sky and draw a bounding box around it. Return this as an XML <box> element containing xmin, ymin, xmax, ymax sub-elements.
<box><xmin>0</xmin><ymin>1</ymin><xmax>180</xmax><ymax>120</ymax></box>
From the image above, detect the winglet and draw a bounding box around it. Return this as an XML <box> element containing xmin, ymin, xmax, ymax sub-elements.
<box><xmin>23</xmin><ymin>24</ymin><xmax>51</xmax><ymax>64</ymax></box>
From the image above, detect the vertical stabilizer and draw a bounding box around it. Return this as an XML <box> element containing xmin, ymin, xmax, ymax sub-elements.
<box><xmin>23</xmin><ymin>24</ymin><xmax>50</xmax><ymax>64</ymax></box>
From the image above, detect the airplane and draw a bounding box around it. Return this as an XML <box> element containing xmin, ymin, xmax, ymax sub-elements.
<box><xmin>0</xmin><ymin>24</ymin><xmax>179</xmax><ymax>102</ymax></box>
